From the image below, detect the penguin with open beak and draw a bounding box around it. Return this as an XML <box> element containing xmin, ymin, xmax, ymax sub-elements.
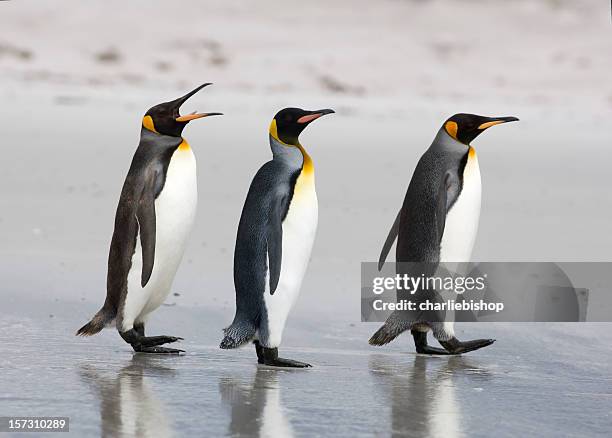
<box><xmin>220</xmin><ymin>107</ymin><xmax>334</xmax><ymax>367</ymax></box>
<box><xmin>76</xmin><ymin>84</ymin><xmax>222</xmax><ymax>354</ymax></box>
<box><xmin>370</xmin><ymin>113</ymin><xmax>518</xmax><ymax>355</ymax></box>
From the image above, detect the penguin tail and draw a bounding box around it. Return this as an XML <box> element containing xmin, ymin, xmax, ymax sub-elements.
<box><xmin>369</xmin><ymin>320</ymin><xmax>410</xmax><ymax>346</ymax></box>
<box><xmin>76</xmin><ymin>307</ymin><xmax>114</xmax><ymax>337</ymax></box>
<box><xmin>219</xmin><ymin>320</ymin><xmax>257</xmax><ymax>349</ymax></box>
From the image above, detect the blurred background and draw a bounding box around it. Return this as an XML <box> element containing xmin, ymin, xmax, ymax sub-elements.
<box><xmin>1</xmin><ymin>0</ymin><xmax>610</xmax><ymax>317</ymax></box>
<box><xmin>0</xmin><ymin>1</ymin><xmax>611</xmax><ymax>437</ymax></box>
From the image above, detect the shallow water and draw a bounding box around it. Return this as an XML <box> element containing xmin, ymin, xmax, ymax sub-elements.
<box><xmin>1</xmin><ymin>295</ymin><xmax>611</xmax><ymax>437</ymax></box>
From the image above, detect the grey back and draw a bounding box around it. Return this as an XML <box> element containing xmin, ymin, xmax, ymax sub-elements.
<box><xmin>396</xmin><ymin>128</ymin><xmax>470</xmax><ymax>264</ymax></box>
<box><xmin>231</xmin><ymin>136</ymin><xmax>304</xmax><ymax>325</ymax></box>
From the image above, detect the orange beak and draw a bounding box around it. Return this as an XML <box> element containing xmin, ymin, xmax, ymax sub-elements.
<box><xmin>176</xmin><ymin>111</ymin><xmax>223</xmax><ymax>122</ymax></box>
<box><xmin>297</xmin><ymin>113</ymin><xmax>323</xmax><ymax>124</ymax></box>
<box><xmin>296</xmin><ymin>108</ymin><xmax>335</xmax><ymax>124</ymax></box>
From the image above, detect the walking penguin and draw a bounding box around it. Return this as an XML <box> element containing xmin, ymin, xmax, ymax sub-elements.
<box><xmin>76</xmin><ymin>84</ymin><xmax>222</xmax><ymax>353</ymax></box>
<box><xmin>220</xmin><ymin>107</ymin><xmax>334</xmax><ymax>367</ymax></box>
<box><xmin>370</xmin><ymin>113</ymin><xmax>518</xmax><ymax>354</ymax></box>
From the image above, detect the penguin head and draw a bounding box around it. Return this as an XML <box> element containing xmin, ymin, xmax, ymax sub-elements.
<box><xmin>443</xmin><ymin>113</ymin><xmax>518</xmax><ymax>145</ymax></box>
<box><xmin>142</xmin><ymin>83</ymin><xmax>222</xmax><ymax>137</ymax></box>
<box><xmin>269</xmin><ymin>107</ymin><xmax>335</xmax><ymax>145</ymax></box>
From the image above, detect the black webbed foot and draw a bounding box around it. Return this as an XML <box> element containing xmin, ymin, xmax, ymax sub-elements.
<box><xmin>267</xmin><ymin>357</ymin><xmax>312</xmax><ymax>368</ymax></box>
<box><xmin>257</xmin><ymin>344</ymin><xmax>311</xmax><ymax>368</ymax></box>
<box><xmin>134</xmin><ymin>346</ymin><xmax>184</xmax><ymax>354</ymax></box>
<box><xmin>438</xmin><ymin>337</ymin><xmax>495</xmax><ymax>355</ymax></box>
<box><xmin>139</xmin><ymin>335</ymin><xmax>183</xmax><ymax>348</ymax></box>
<box><xmin>120</xmin><ymin>328</ymin><xmax>184</xmax><ymax>353</ymax></box>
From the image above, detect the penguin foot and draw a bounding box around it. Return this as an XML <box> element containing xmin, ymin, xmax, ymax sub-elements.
<box><xmin>438</xmin><ymin>337</ymin><xmax>495</xmax><ymax>355</ymax></box>
<box><xmin>412</xmin><ymin>330</ymin><xmax>451</xmax><ymax>355</ymax></box>
<box><xmin>267</xmin><ymin>357</ymin><xmax>312</xmax><ymax>368</ymax></box>
<box><xmin>120</xmin><ymin>329</ymin><xmax>184</xmax><ymax>352</ymax></box>
<box><xmin>134</xmin><ymin>346</ymin><xmax>184</xmax><ymax>354</ymax></box>
<box><xmin>139</xmin><ymin>335</ymin><xmax>183</xmax><ymax>348</ymax></box>
<box><xmin>257</xmin><ymin>345</ymin><xmax>311</xmax><ymax>368</ymax></box>
<box><xmin>416</xmin><ymin>345</ymin><xmax>452</xmax><ymax>355</ymax></box>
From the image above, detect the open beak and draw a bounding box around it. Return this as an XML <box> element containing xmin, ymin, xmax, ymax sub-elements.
<box><xmin>478</xmin><ymin>116</ymin><xmax>519</xmax><ymax>130</ymax></box>
<box><xmin>170</xmin><ymin>83</ymin><xmax>223</xmax><ymax>122</ymax></box>
<box><xmin>297</xmin><ymin>108</ymin><xmax>335</xmax><ymax>124</ymax></box>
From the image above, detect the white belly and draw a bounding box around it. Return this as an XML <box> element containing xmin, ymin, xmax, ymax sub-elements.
<box><xmin>263</xmin><ymin>173</ymin><xmax>318</xmax><ymax>347</ymax></box>
<box><xmin>439</xmin><ymin>148</ymin><xmax>481</xmax><ymax>263</ymax></box>
<box><xmin>121</xmin><ymin>146</ymin><xmax>197</xmax><ymax>330</ymax></box>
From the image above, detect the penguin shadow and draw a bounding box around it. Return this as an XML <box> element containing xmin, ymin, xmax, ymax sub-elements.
<box><xmin>79</xmin><ymin>355</ymin><xmax>177</xmax><ymax>438</ymax></box>
<box><xmin>369</xmin><ymin>354</ymin><xmax>491</xmax><ymax>438</ymax></box>
<box><xmin>219</xmin><ymin>367</ymin><xmax>295</xmax><ymax>438</ymax></box>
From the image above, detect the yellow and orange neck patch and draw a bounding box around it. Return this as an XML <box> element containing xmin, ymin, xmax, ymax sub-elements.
<box><xmin>296</xmin><ymin>144</ymin><xmax>314</xmax><ymax>175</ymax></box>
<box><xmin>178</xmin><ymin>139</ymin><xmax>190</xmax><ymax>151</ymax></box>
<box><xmin>269</xmin><ymin>119</ymin><xmax>314</xmax><ymax>173</ymax></box>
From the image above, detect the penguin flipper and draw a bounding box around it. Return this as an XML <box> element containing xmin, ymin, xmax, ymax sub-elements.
<box><xmin>267</xmin><ymin>194</ymin><xmax>287</xmax><ymax>295</ymax></box>
<box><xmin>378</xmin><ymin>210</ymin><xmax>401</xmax><ymax>271</ymax></box>
<box><xmin>436</xmin><ymin>172</ymin><xmax>452</xmax><ymax>242</ymax></box>
<box><xmin>136</xmin><ymin>167</ymin><xmax>161</xmax><ymax>288</ymax></box>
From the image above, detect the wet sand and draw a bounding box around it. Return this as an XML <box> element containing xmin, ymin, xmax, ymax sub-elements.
<box><xmin>2</xmin><ymin>295</ymin><xmax>612</xmax><ymax>437</ymax></box>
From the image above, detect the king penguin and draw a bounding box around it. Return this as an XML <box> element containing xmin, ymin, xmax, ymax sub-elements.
<box><xmin>369</xmin><ymin>113</ymin><xmax>518</xmax><ymax>355</ymax></box>
<box><xmin>76</xmin><ymin>84</ymin><xmax>222</xmax><ymax>354</ymax></box>
<box><xmin>220</xmin><ymin>107</ymin><xmax>334</xmax><ymax>367</ymax></box>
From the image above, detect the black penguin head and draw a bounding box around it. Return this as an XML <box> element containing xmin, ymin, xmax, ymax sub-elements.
<box><xmin>443</xmin><ymin>113</ymin><xmax>519</xmax><ymax>145</ymax></box>
<box><xmin>270</xmin><ymin>107</ymin><xmax>335</xmax><ymax>145</ymax></box>
<box><xmin>142</xmin><ymin>83</ymin><xmax>222</xmax><ymax>137</ymax></box>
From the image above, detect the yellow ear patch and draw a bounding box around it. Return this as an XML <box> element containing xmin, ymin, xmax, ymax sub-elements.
<box><xmin>269</xmin><ymin>119</ymin><xmax>281</xmax><ymax>142</ymax></box>
<box><xmin>269</xmin><ymin>117</ymin><xmax>302</xmax><ymax>148</ymax></box>
<box><xmin>142</xmin><ymin>115</ymin><xmax>158</xmax><ymax>133</ymax></box>
<box><xmin>445</xmin><ymin>121</ymin><xmax>458</xmax><ymax>140</ymax></box>
<box><xmin>478</xmin><ymin>120</ymin><xmax>504</xmax><ymax>130</ymax></box>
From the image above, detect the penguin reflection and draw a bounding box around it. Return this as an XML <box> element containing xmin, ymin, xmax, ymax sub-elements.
<box><xmin>369</xmin><ymin>355</ymin><xmax>491</xmax><ymax>438</ymax></box>
<box><xmin>79</xmin><ymin>355</ymin><xmax>176</xmax><ymax>438</ymax></box>
<box><xmin>219</xmin><ymin>368</ymin><xmax>294</xmax><ymax>438</ymax></box>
